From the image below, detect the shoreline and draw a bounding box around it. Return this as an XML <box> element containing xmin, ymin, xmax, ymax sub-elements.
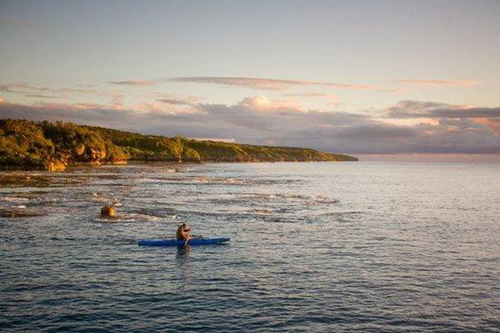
<box><xmin>0</xmin><ymin>158</ymin><xmax>358</xmax><ymax>172</ymax></box>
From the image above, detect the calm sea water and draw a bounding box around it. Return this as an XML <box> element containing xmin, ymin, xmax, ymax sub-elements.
<box><xmin>1</xmin><ymin>162</ymin><xmax>499</xmax><ymax>332</ymax></box>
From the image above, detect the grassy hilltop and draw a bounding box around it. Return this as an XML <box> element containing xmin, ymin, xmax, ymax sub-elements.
<box><xmin>0</xmin><ymin>119</ymin><xmax>357</xmax><ymax>171</ymax></box>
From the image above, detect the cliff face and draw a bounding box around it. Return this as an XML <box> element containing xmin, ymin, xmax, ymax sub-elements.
<box><xmin>0</xmin><ymin>119</ymin><xmax>357</xmax><ymax>171</ymax></box>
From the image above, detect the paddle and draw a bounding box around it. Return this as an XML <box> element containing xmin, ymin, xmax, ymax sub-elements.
<box><xmin>159</xmin><ymin>234</ymin><xmax>203</xmax><ymax>239</ymax></box>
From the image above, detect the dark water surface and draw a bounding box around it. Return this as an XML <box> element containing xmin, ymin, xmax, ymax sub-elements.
<box><xmin>1</xmin><ymin>162</ymin><xmax>499</xmax><ymax>332</ymax></box>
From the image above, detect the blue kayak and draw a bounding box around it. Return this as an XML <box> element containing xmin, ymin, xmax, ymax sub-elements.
<box><xmin>138</xmin><ymin>237</ymin><xmax>230</xmax><ymax>247</ymax></box>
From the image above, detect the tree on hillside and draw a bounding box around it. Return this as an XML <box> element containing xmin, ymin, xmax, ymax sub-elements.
<box><xmin>171</xmin><ymin>135</ymin><xmax>184</xmax><ymax>162</ymax></box>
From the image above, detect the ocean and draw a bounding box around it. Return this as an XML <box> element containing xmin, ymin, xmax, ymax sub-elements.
<box><xmin>1</xmin><ymin>162</ymin><xmax>499</xmax><ymax>332</ymax></box>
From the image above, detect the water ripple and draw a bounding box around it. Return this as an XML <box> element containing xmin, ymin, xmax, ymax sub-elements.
<box><xmin>1</xmin><ymin>162</ymin><xmax>499</xmax><ymax>331</ymax></box>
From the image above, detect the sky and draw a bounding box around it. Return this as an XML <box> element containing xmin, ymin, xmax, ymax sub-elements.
<box><xmin>1</xmin><ymin>0</ymin><xmax>500</xmax><ymax>161</ymax></box>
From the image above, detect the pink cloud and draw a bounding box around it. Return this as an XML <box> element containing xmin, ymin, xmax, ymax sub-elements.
<box><xmin>240</xmin><ymin>96</ymin><xmax>303</xmax><ymax>111</ymax></box>
<box><xmin>157</xmin><ymin>94</ymin><xmax>202</xmax><ymax>106</ymax></box>
<box><xmin>109</xmin><ymin>80</ymin><xmax>156</xmax><ymax>87</ymax></box>
<box><xmin>171</xmin><ymin>76</ymin><xmax>379</xmax><ymax>91</ymax></box>
<box><xmin>393</xmin><ymin>79</ymin><xmax>477</xmax><ymax>87</ymax></box>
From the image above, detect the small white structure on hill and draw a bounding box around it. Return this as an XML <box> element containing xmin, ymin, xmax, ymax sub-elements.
<box><xmin>189</xmin><ymin>138</ymin><xmax>236</xmax><ymax>143</ymax></box>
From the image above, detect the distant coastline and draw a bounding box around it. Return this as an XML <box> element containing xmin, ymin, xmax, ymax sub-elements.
<box><xmin>0</xmin><ymin>118</ymin><xmax>357</xmax><ymax>171</ymax></box>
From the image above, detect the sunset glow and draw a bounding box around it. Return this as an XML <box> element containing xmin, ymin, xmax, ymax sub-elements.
<box><xmin>1</xmin><ymin>0</ymin><xmax>499</xmax><ymax>161</ymax></box>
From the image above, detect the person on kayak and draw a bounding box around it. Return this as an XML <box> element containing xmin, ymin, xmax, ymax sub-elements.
<box><xmin>176</xmin><ymin>223</ymin><xmax>192</xmax><ymax>246</ymax></box>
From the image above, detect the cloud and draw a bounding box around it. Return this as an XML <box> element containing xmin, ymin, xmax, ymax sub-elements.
<box><xmin>158</xmin><ymin>98</ymin><xmax>192</xmax><ymax>106</ymax></box>
<box><xmin>157</xmin><ymin>94</ymin><xmax>202</xmax><ymax>106</ymax></box>
<box><xmin>0</xmin><ymin>83</ymin><xmax>29</xmax><ymax>93</ymax></box>
<box><xmin>109</xmin><ymin>80</ymin><xmax>155</xmax><ymax>87</ymax></box>
<box><xmin>170</xmin><ymin>76</ymin><xmax>378</xmax><ymax>91</ymax></box>
<box><xmin>284</xmin><ymin>92</ymin><xmax>338</xmax><ymax>106</ymax></box>
<box><xmin>475</xmin><ymin>118</ymin><xmax>500</xmax><ymax>135</ymax></box>
<box><xmin>285</xmin><ymin>92</ymin><xmax>335</xmax><ymax>98</ymax></box>
<box><xmin>24</xmin><ymin>94</ymin><xmax>59</xmax><ymax>99</ymax></box>
<box><xmin>385</xmin><ymin>100</ymin><xmax>500</xmax><ymax>119</ymax></box>
<box><xmin>394</xmin><ymin>79</ymin><xmax>477</xmax><ymax>87</ymax></box>
<box><xmin>1</xmin><ymin>98</ymin><xmax>499</xmax><ymax>156</ymax></box>
<box><xmin>1</xmin><ymin>83</ymin><xmax>125</xmax><ymax>108</ymax></box>
<box><xmin>239</xmin><ymin>96</ymin><xmax>302</xmax><ymax>111</ymax></box>
<box><xmin>0</xmin><ymin>83</ymin><xmax>118</xmax><ymax>97</ymax></box>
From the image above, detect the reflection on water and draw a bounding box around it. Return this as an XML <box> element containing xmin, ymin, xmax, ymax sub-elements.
<box><xmin>176</xmin><ymin>246</ymin><xmax>191</xmax><ymax>266</ymax></box>
<box><xmin>1</xmin><ymin>162</ymin><xmax>500</xmax><ymax>331</ymax></box>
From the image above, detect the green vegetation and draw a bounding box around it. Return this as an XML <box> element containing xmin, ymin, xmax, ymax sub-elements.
<box><xmin>0</xmin><ymin>118</ymin><xmax>357</xmax><ymax>171</ymax></box>
<box><xmin>0</xmin><ymin>119</ymin><xmax>55</xmax><ymax>170</ymax></box>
